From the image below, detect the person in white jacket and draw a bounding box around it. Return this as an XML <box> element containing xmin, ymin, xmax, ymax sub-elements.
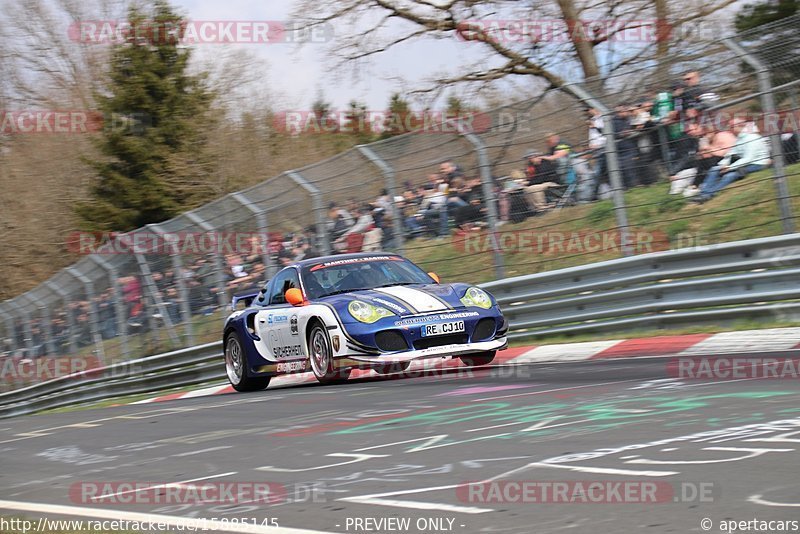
<box><xmin>693</xmin><ymin>118</ymin><xmax>770</xmax><ymax>202</ymax></box>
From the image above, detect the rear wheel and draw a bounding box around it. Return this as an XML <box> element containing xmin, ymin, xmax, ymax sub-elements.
<box><xmin>225</xmin><ymin>331</ymin><xmax>271</xmax><ymax>392</ymax></box>
<box><xmin>460</xmin><ymin>351</ymin><xmax>496</xmax><ymax>367</ymax></box>
<box><xmin>309</xmin><ymin>323</ymin><xmax>351</xmax><ymax>384</ymax></box>
<box><xmin>373</xmin><ymin>362</ymin><xmax>411</xmax><ymax>375</ymax></box>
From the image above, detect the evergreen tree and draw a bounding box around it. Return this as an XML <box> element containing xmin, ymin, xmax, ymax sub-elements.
<box><xmin>77</xmin><ymin>1</ymin><xmax>215</xmax><ymax>231</ymax></box>
<box><xmin>734</xmin><ymin>0</ymin><xmax>799</xmax><ymax>87</ymax></box>
<box><xmin>381</xmin><ymin>93</ymin><xmax>410</xmax><ymax>139</ymax></box>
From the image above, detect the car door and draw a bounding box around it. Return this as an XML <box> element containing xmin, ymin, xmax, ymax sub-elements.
<box><xmin>254</xmin><ymin>268</ymin><xmax>303</xmax><ymax>364</ymax></box>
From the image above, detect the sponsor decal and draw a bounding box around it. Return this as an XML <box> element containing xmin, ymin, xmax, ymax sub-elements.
<box><xmin>290</xmin><ymin>315</ymin><xmax>298</xmax><ymax>335</ymax></box>
<box><xmin>268</xmin><ymin>314</ymin><xmax>289</xmax><ymax>325</ymax></box>
<box><xmin>309</xmin><ymin>255</ymin><xmax>402</xmax><ymax>271</ymax></box>
<box><xmin>276</xmin><ymin>360</ymin><xmax>306</xmax><ymax>373</ymax></box>
<box><xmin>272</xmin><ymin>345</ymin><xmax>302</xmax><ymax>358</ymax></box>
<box><xmin>370</xmin><ymin>297</ymin><xmax>406</xmax><ymax>314</ymax></box>
<box><xmin>394</xmin><ymin>311</ymin><xmax>479</xmax><ymax>326</ymax></box>
<box><xmin>332</xmin><ymin>335</ymin><xmax>341</xmax><ymax>352</ymax></box>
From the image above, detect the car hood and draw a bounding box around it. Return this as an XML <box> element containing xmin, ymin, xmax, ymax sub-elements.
<box><xmin>319</xmin><ymin>283</ymin><xmax>474</xmax><ymax>318</ymax></box>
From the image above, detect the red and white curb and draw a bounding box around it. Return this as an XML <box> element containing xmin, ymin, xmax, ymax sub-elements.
<box><xmin>131</xmin><ymin>327</ymin><xmax>800</xmax><ymax>405</ymax></box>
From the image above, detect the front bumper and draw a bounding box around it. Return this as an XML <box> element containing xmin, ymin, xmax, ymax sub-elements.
<box><xmin>341</xmin><ymin>337</ymin><xmax>507</xmax><ymax>365</ymax></box>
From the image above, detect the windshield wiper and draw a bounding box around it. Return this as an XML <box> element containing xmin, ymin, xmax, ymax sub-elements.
<box><xmin>373</xmin><ymin>282</ymin><xmax>419</xmax><ymax>288</ymax></box>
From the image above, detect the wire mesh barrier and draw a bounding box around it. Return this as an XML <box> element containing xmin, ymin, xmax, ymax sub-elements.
<box><xmin>0</xmin><ymin>16</ymin><xmax>798</xmax><ymax>390</ymax></box>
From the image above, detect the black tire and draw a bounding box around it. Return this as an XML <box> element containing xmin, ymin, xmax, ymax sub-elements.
<box><xmin>373</xmin><ymin>362</ymin><xmax>411</xmax><ymax>375</ymax></box>
<box><xmin>308</xmin><ymin>322</ymin><xmax>351</xmax><ymax>384</ymax></box>
<box><xmin>225</xmin><ymin>331</ymin><xmax>271</xmax><ymax>392</ymax></box>
<box><xmin>460</xmin><ymin>351</ymin><xmax>496</xmax><ymax>367</ymax></box>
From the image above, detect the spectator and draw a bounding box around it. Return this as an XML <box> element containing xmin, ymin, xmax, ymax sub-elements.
<box><xmin>587</xmin><ymin>108</ymin><xmax>608</xmax><ymax>200</ymax></box>
<box><xmin>327</xmin><ymin>203</ymin><xmax>353</xmax><ymax>242</ymax></box>
<box><xmin>692</xmin><ymin>118</ymin><xmax>771</xmax><ymax>202</ymax></box>
<box><xmin>538</xmin><ymin>133</ymin><xmax>573</xmax><ymax>183</ymax></box>
<box><xmin>439</xmin><ymin>160</ymin><xmax>464</xmax><ymax>184</ymax></box>
<box><xmin>682</xmin><ymin>123</ymin><xmax>737</xmax><ymax>197</ymax></box>
<box><xmin>523</xmin><ymin>152</ymin><xmax>560</xmax><ymax>212</ymax></box>
<box><xmin>612</xmin><ymin>105</ymin><xmax>640</xmax><ymax>188</ymax></box>
<box><xmin>667</xmin><ymin>122</ymin><xmax>703</xmax><ymax>195</ymax></box>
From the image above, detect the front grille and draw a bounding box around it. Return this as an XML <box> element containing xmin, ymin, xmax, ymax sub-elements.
<box><xmin>414</xmin><ymin>334</ymin><xmax>468</xmax><ymax>350</ymax></box>
<box><xmin>472</xmin><ymin>318</ymin><xmax>496</xmax><ymax>341</ymax></box>
<box><xmin>375</xmin><ymin>330</ymin><xmax>408</xmax><ymax>352</ymax></box>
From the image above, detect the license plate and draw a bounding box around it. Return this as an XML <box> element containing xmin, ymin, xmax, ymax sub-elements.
<box><xmin>422</xmin><ymin>321</ymin><xmax>465</xmax><ymax>337</ymax></box>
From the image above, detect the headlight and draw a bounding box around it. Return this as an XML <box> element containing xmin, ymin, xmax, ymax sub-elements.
<box><xmin>460</xmin><ymin>287</ymin><xmax>493</xmax><ymax>309</ymax></box>
<box><xmin>348</xmin><ymin>300</ymin><xmax>395</xmax><ymax>323</ymax></box>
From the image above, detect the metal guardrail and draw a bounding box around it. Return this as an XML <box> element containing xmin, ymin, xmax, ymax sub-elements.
<box><xmin>1</xmin><ymin>233</ymin><xmax>799</xmax><ymax>418</ymax></box>
<box><xmin>483</xmin><ymin>233</ymin><xmax>800</xmax><ymax>338</ymax></box>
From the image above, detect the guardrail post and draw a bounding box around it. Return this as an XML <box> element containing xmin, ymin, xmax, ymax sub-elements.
<box><xmin>724</xmin><ymin>37</ymin><xmax>795</xmax><ymax>234</ymax></box>
<box><xmin>45</xmin><ymin>281</ymin><xmax>77</xmax><ymax>356</ymax></box>
<box><xmin>449</xmin><ymin>120</ymin><xmax>505</xmax><ymax>279</ymax></box>
<box><xmin>561</xmin><ymin>83</ymin><xmax>633</xmax><ymax>256</ymax></box>
<box><xmin>356</xmin><ymin>145</ymin><xmax>404</xmax><ymax>255</ymax></box>
<box><xmin>184</xmin><ymin>212</ymin><xmax>229</xmax><ymax>313</ymax></box>
<box><xmin>89</xmin><ymin>255</ymin><xmax>129</xmax><ymax>359</ymax></box>
<box><xmin>231</xmin><ymin>192</ymin><xmax>276</xmax><ymax>279</ymax></box>
<box><xmin>147</xmin><ymin>224</ymin><xmax>194</xmax><ymax>346</ymax></box>
<box><xmin>66</xmin><ymin>267</ymin><xmax>105</xmax><ymax>364</ymax></box>
<box><xmin>287</xmin><ymin>171</ymin><xmax>331</xmax><ymax>256</ymax></box>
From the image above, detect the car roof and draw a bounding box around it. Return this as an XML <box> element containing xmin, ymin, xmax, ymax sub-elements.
<box><xmin>292</xmin><ymin>252</ymin><xmax>405</xmax><ymax>269</ymax></box>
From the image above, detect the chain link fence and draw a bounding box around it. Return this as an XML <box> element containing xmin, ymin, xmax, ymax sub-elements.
<box><xmin>1</xmin><ymin>15</ymin><xmax>798</xmax><ymax>390</ymax></box>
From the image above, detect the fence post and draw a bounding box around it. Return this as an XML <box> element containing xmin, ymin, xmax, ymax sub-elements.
<box><xmin>449</xmin><ymin>121</ymin><xmax>505</xmax><ymax>279</ymax></box>
<box><xmin>0</xmin><ymin>306</ymin><xmax>13</xmax><ymax>357</ymax></box>
<box><xmin>45</xmin><ymin>281</ymin><xmax>77</xmax><ymax>356</ymax></box>
<box><xmin>146</xmin><ymin>224</ymin><xmax>193</xmax><ymax>346</ymax></box>
<box><xmin>724</xmin><ymin>37</ymin><xmax>795</xmax><ymax>234</ymax></box>
<box><xmin>13</xmin><ymin>298</ymin><xmax>34</xmax><ymax>358</ymax></box>
<box><xmin>356</xmin><ymin>145</ymin><xmax>404</xmax><ymax>255</ymax></box>
<box><xmin>561</xmin><ymin>83</ymin><xmax>633</xmax><ymax>256</ymax></box>
<box><xmin>132</xmin><ymin>252</ymin><xmax>181</xmax><ymax>347</ymax></box>
<box><xmin>65</xmin><ymin>267</ymin><xmax>105</xmax><ymax>364</ymax></box>
<box><xmin>287</xmin><ymin>171</ymin><xmax>331</xmax><ymax>256</ymax></box>
<box><xmin>184</xmin><ymin>212</ymin><xmax>229</xmax><ymax>313</ymax></box>
<box><xmin>231</xmin><ymin>192</ymin><xmax>276</xmax><ymax>279</ymax></box>
<box><xmin>89</xmin><ymin>255</ymin><xmax>130</xmax><ymax>359</ymax></box>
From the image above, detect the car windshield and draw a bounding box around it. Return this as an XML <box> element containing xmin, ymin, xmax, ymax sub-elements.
<box><xmin>300</xmin><ymin>256</ymin><xmax>434</xmax><ymax>299</ymax></box>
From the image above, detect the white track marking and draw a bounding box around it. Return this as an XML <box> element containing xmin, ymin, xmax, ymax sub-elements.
<box><xmin>171</xmin><ymin>446</ymin><xmax>233</xmax><ymax>457</ymax></box>
<box><xmin>748</xmin><ymin>494</ymin><xmax>800</xmax><ymax>507</ymax></box>
<box><xmin>257</xmin><ymin>453</ymin><xmax>389</xmax><ymax>473</ymax></box>
<box><xmin>91</xmin><ymin>472</ymin><xmax>237</xmax><ymax>501</ymax></box>
<box><xmin>337</xmin><ymin>484</ymin><xmax>493</xmax><ymax>514</ymax></box>
<box><xmin>626</xmin><ymin>446</ymin><xmax>794</xmax><ymax>465</ymax></box>
<box><xmin>523</xmin><ymin>462</ymin><xmax>677</xmax><ymax>477</ymax></box>
<box><xmin>0</xmin><ymin>499</ymin><xmax>333</xmax><ymax>533</ymax></box>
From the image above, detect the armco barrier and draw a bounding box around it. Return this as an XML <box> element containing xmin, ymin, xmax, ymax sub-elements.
<box><xmin>1</xmin><ymin>234</ymin><xmax>799</xmax><ymax>418</ymax></box>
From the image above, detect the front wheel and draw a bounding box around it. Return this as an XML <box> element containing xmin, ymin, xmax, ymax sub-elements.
<box><xmin>308</xmin><ymin>323</ymin><xmax>351</xmax><ymax>384</ymax></box>
<box><xmin>460</xmin><ymin>351</ymin><xmax>496</xmax><ymax>367</ymax></box>
<box><xmin>225</xmin><ymin>331</ymin><xmax>271</xmax><ymax>392</ymax></box>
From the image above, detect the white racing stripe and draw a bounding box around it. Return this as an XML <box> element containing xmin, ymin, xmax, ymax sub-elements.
<box><xmin>0</xmin><ymin>499</ymin><xmax>333</xmax><ymax>534</ymax></box>
<box><xmin>374</xmin><ymin>286</ymin><xmax>450</xmax><ymax>313</ymax></box>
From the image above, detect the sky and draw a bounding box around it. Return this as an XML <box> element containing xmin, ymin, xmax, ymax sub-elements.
<box><xmin>175</xmin><ymin>0</ymin><xmax>474</xmax><ymax>112</ymax></box>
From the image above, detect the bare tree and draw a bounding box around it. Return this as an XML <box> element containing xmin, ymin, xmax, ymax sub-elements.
<box><xmin>292</xmin><ymin>0</ymin><xmax>738</xmax><ymax>97</ymax></box>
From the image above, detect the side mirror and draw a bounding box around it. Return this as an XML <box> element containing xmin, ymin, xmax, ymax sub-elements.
<box><xmin>428</xmin><ymin>272</ymin><xmax>440</xmax><ymax>284</ymax></box>
<box><xmin>285</xmin><ymin>288</ymin><xmax>304</xmax><ymax>306</ymax></box>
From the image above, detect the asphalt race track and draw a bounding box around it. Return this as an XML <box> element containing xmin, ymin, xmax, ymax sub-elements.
<box><xmin>2</xmin><ymin>355</ymin><xmax>800</xmax><ymax>534</ymax></box>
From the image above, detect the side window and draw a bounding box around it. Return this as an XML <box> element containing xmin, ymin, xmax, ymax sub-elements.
<box><xmin>269</xmin><ymin>269</ymin><xmax>300</xmax><ymax>305</ymax></box>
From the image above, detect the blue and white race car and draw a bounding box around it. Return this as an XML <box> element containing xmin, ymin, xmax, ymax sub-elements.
<box><xmin>223</xmin><ymin>253</ymin><xmax>508</xmax><ymax>391</ymax></box>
